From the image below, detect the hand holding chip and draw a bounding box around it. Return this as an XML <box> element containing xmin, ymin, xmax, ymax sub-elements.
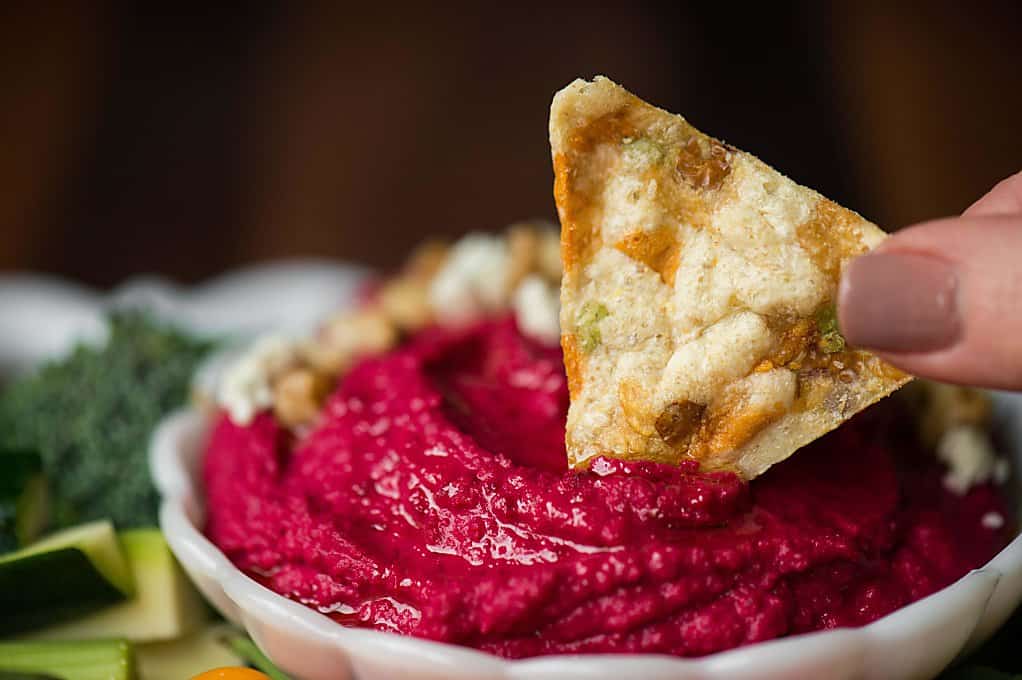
<box><xmin>839</xmin><ymin>170</ymin><xmax>1022</xmax><ymax>389</ymax></box>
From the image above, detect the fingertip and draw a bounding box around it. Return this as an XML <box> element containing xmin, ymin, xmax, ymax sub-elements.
<box><xmin>836</xmin><ymin>251</ymin><xmax>960</xmax><ymax>354</ymax></box>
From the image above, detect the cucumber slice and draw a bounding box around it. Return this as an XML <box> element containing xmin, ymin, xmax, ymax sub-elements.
<box><xmin>0</xmin><ymin>639</ymin><xmax>136</xmax><ymax>680</ymax></box>
<box><xmin>24</xmin><ymin>529</ymin><xmax>207</xmax><ymax>643</ymax></box>
<box><xmin>0</xmin><ymin>520</ymin><xmax>134</xmax><ymax>635</ymax></box>
<box><xmin>136</xmin><ymin>624</ymin><xmax>244</xmax><ymax>680</ymax></box>
<box><xmin>0</xmin><ymin>449</ymin><xmax>48</xmax><ymax>552</ymax></box>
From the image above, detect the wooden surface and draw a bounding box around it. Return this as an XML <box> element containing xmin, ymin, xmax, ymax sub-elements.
<box><xmin>1</xmin><ymin>2</ymin><xmax>1019</xmax><ymax>287</ymax></box>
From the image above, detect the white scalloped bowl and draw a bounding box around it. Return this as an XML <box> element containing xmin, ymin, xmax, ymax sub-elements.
<box><xmin>3</xmin><ymin>263</ymin><xmax>1021</xmax><ymax>680</ymax></box>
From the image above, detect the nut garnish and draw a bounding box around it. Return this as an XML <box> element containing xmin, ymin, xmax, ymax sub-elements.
<box><xmin>405</xmin><ymin>240</ymin><xmax>450</xmax><ymax>281</ymax></box>
<box><xmin>537</xmin><ymin>228</ymin><xmax>563</xmax><ymax>284</ymax></box>
<box><xmin>308</xmin><ymin>309</ymin><xmax>398</xmax><ymax>374</ymax></box>
<box><xmin>220</xmin><ymin>224</ymin><xmax>565</xmax><ymax>430</ymax></box>
<box><xmin>507</xmin><ymin>222</ymin><xmax>541</xmax><ymax>292</ymax></box>
<box><xmin>273</xmin><ymin>368</ymin><xmax>331</xmax><ymax>428</ymax></box>
<box><xmin>378</xmin><ymin>278</ymin><xmax>432</xmax><ymax>332</ymax></box>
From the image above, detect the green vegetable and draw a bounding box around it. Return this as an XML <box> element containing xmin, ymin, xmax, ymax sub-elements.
<box><xmin>577</xmin><ymin>302</ymin><xmax>609</xmax><ymax>353</ymax></box>
<box><xmin>0</xmin><ymin>312</ymin><xmax>213</xmax><ymax>529</ymax></box>
<box><xmin>226</xmin><ymin>634</ymin><xmax>292</xmax><ymax>680</ymax></box>
<box><xmin>815</xmin><ymin>303</ymin><xmax>846</xmax><ymax>354</ymax></box>
<box><xmin>0</xmin><ymin>639</ymin><xmax>135</xmax><ymax>680</ymax></box>
<box><xmin>0</xmin><ymin>449</ymin><xmax>48</xmax><ymax>552</ymax></box>
<box><xmin>135</xmin><ymin>624</ymin><xmax>244</xmax><ymax>680</ymax></box>
<box><xmin>623</xmin><ymin>137</ymin><xmax>664</xmax><ymax>165</ymax></box>
<box><xmin>24</xmin><ymin>528</ymin><xmax>207</xmax><ymax>642</ymax></box>
<box><xmin>0</xmin><ymin>520</ymin><xmax>134</xmax><ymax>635</ymax></box>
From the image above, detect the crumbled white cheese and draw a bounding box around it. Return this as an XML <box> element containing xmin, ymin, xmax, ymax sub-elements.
<box><xmin>982</xmin><ymin>512</ymin><xmax>1005</xmax><ymax>530</ymax></box>
<box><xmin>217</xmin><ymin>334</ymin><xmax>298</xmax><ymax>425</ymax></box>
<box><xmin>937</xmin><ymin>425</ymin><xmax>1005</xmax><ymax>495</ymax></box>
<box><xmin>429</xmin><ymin>233</ymin><xmax>510</xmax><ymax>324</ymax></box>
<box><xmin>513</xmin><ymin>275</ymin><xmax>560</xmax><ymax>345</ymax></box>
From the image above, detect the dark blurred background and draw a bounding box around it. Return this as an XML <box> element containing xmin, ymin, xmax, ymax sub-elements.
<box><xmin>2</xmin><ymin>2</ymin><xmax>1020</xmax><ymax>288</ymax></box>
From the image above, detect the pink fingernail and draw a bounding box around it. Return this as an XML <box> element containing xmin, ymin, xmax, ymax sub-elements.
<box><xmin>838</xmin><ymin>252</ymin><xmax>961</xmax><ymax>353</ymax></box>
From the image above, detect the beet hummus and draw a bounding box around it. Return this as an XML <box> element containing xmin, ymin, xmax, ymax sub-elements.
<box><xmin>204</xmin><ymin>318</ymin><xmax>1012</xmax><ymax>658</ymax></box>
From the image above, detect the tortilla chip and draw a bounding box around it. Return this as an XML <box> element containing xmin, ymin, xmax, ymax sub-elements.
<box><xmin>550</xmin><ymin>76</ymin><xmax>910</xmax><ymax>479</ymax></box>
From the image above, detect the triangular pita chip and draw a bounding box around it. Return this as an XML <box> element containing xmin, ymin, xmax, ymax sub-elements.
<box><xmin>550</xmin><ymin>76</ymin><xmax>910</xmax><ymax>479</ymax></box>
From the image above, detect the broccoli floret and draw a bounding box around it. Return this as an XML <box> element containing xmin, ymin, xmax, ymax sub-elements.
<box><xmin>0</xmin><ymin>312</ymin><xmax>214</xmax><ymax>529</ymax></box>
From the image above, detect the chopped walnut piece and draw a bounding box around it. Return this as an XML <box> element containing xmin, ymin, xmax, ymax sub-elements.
<box><xmin>537</xmin><ymin>227</ymin><xmax>563</xmax><ymax>284</ymax></box>
<box><xmin>507</xmin><ymin>223</ymin><xmax>540</xmax><ymax>292</ymax></box>
<box><xmin>378</xmin><ymin>277</ymin><xmax>432</xmax><ymax>332</ymax></box>
<box><xmin>273</xmin><ymin>368</ymin><xmax>331</xmax><ymax>427</ymax></box>
<box><xmin>909</xmin><ymin>382</ymin><xmax>993</xmax><ymax>448</ymax></box>
<box><xmin>405</xmin><ymin>240</ymin><xmax>450</xmax><ymax>281</ymax></box>
<box><xmin>505</xmin><ymin>220</ymin><xmax>562</xmax><ymax>288</ymax></box>
<box><xmin>306</xmin><ymin>309</ymin><xmax>398</xmax><ymax>375</ymax></box>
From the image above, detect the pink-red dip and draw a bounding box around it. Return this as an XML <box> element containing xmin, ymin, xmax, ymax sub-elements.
<box><xmin>204</xmin><ymin>319</ymin><xmax>1011</xmax><ymax>658</ymax></box>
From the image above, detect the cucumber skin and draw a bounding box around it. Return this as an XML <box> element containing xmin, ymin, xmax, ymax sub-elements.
<box><xmin>24</xmin><ymin>529</ymin><xmax>209</xmax><ymax>643</ymax></box>
<box><xmin>0</xmin><ymin>521</ymin><xmax>135</xmax><ymax>599</ymax></box>
<box><xmin>0</xmin><ymin>449</ymin><xmax>46</xmax><ymax>552</ymax></box>
<box><xmin>0</xmin><ymin>548</ymin><xmax>125</xmax><ymax>635</ymax></box>
<box><xmin>0</xmin><ymin>639</ymin><xmax>136</xmax><ymax>680</ymax></box>
<box><xmin>14</xmin><ymin>477</ymin><xmax>48</xmax><ymax>548</ymax></box>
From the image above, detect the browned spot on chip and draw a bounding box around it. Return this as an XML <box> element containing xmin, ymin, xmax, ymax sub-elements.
<box><xmin>553</xmin><ymin>152</ymin><xmax>598</xmax><ymax>275</ymax></box>
<box><xmin>567</xmin><ymin>108</ymin><xmax>638</xmax><ymax>153</ymax></box>
<box><xmin>677</xmin><ymin>136</ymin><xmax>731</xmax><ymax>191</ymax></box>
<box><xmin>876</xmin><ymin>358</ymin><xmax>910</xmax><ymax>382</ymax></box>
<box><xmin>796</xmin><ymin>199</ymin><xmax>870</xmax><ymax>282</ymax></box>
<box><xmin>556</xmin><ymin>109</ymin><xmax>645</xmax><ymax>274</ymax></box>
<box><xmin>562</xmin><ymin>333</ymin><xmax>584</xmax><ymax>400</ymax></box>
<box><xmin>614</xmin><ymin>226</ymin><xmax>682</xmax><ymax>285</ymax></box>
<box><xmin>795</xmin><ymin>369</ymin><xmax>832</xmax><ymax>412</ymax></box>
<box><xmin>655</xmin><ymin>400</ymin><xmax>705</xmax><ymax>447</ymax></box>
<box><xmin>619</xmin><ymin>379</ymin><xmax>656</xmax><ymax>436</ymax></box>
<box><xmin>884</xmin><ymin>366</ymin><xmax>911</xmax><ymax>384</ymax></box>
<box><xmin>702</xmin><ymin>398</ymin><xmax>786</xmax><ymax>459</ymax></box>
<box><xmin>770</xmin><ymin>318</ymin><xmax>817</xmax><ymax>368</ymax></box>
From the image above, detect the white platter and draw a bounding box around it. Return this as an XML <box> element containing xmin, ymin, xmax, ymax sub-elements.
<box><xmin>2</xmin><ymin>263</ymin><xmax>1021</xmax><ymax>680</ymax></box>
